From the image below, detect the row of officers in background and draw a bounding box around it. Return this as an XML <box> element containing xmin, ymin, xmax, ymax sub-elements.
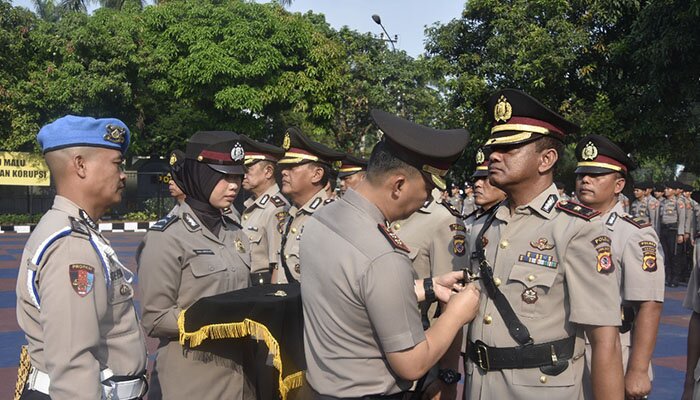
<box><xmin>15</xmin><ymin>90</ymin><xmax>700</xmax><ymax>400</ymax></box>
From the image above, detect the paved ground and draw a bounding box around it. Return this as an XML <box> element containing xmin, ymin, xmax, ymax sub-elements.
<box><xmin>0</xmin><ymin>232</ymin><xmax>692</xmax><ymax>399</ymax></box>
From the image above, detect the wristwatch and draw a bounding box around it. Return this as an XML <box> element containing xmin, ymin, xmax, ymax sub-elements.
<box><xmin>438</xmin><ymin>368</ymin><xmax>462</xmax><ymax>385</ymax></box>
<box><xmin>423</xmin><ymin>277</ymin><xmax>436</xmax><ymax>304</ymax></box>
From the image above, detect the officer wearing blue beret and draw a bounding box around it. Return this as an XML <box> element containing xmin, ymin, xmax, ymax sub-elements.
<box><xmin>16</xmin><ymin>116</ymin><xmax>148</xmax><ymax>399</ymax></box>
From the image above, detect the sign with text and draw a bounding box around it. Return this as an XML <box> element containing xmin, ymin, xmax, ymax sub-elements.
<box><xmin>0</xmin><ymin>151</ymin><xmax>51</xmax><ymax>186</ymax></box>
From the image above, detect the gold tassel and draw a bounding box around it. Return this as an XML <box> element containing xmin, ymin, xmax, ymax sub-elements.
<box><xmin>178</xmin><ymin>311</ymin><xmax>305</xmax><ymax>400</ymax></box>
<box><xmin>14</xmin><ymin>345</ymin><xmax>30</xmax><ymax>400</ymax></box>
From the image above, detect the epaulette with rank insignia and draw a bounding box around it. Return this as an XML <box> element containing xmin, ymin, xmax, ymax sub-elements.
<box><xmin>271</xmin><ymin>195</ymin><xmax>287</xmax><ymax>208</ymax></box>
<box><xmin>149</xmin><ymin>214</ymin><xmax>179</xmax><ymax>232</ymax></box>
<box><xmin>555</xmin><ymin>200</ymin><xmax>600</xmax><ymax>220</ymax></box>
<box><xmin>377</xmin><ymin>224</ymin><xmax>410</xmax><ymax>252</ymax></box>
<box><xmin>621</xmin><ymin>215</ymin><xmax>651</xmax><ymax>229</ymax></box>
<box><xmin>440</xmin><ymin>201</ymin><xmax>464</xmax><ymax>218</ymax></box>
<box><xmin>69</xmin><ymin>217</ymin><xmax>90</xmax><ymax>236</ymax></box>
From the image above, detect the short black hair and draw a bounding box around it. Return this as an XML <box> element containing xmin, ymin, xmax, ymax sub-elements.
<box><xmin>534</xmin><ymin>136</ymin><xmax>564</xmax><ymax>171</ymax></box>
<box><xmin>365</xmin><ymin>140</ymin><xmax>420</xmax><ymax>185</ymax></box>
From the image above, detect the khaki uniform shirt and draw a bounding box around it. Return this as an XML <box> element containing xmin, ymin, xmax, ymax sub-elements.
<box><xmin>137</xmin><ymin>202</ymin><xmax>254</xmax><ymax>400</ymax></box>
<box><xmin>392</xmin><ymin>193</ymin><xmax>468</xmax><ymax>322</ymax></box>
<box><xmin>583</xmin><ymin>202</ymin><xmax>665</xmax><ymax>398</ymax></box>
<box><xmin>660</xmin><ymin>196</ymin><xmax>686</xmax><ymax>235</ymax></box>
<box><xmin>16</xmin><ymin>196</ymin><xmax>147</xmax><ymax>400</ymax></box>
<box><xmin>448</xmin><ymin>195</ymin><xmax>463</xmax><ymax>214</ymax></box>
<box><xmin>301</xmin><ymin>189</ymin><xmax>426</xmax><ymax>397</ymax></box>
<box><xmin>241</xmin><ymin>184</ymin><xmax>290</xmax><ymax>274</ymax></box>
<box><xmin>462</xmin><ymin>195</ymin><xmax>477</xmax><ymax>216</ymax></box>
<box><xmin>631</xmin><ymin>196</ymin><xmax>660</xmax><ymax>233</ymax></box>
<box><xmin>684</xmin><ymin>246</ymin><xmax>700</xmax><ymax>400</ymax></box>
<box><xmin>465</xmin><ymin>185</ymin><xmax>621</xmax><ymax>400</ymax></box>
<box><xmin>278</xmin><ymin>188</ymin><xmax>330</xmax><ymax>283</ymax></box>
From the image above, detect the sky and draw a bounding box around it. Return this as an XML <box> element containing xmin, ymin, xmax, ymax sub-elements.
<box><xmin>10</xmin><ymin>0</ymin><xmax>465</xmax><ymax>57</ymax></box>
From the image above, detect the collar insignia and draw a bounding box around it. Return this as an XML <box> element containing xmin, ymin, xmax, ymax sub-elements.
<box><xmin>79</xmin><ymin>209</ymin><xmax>98</xmax><ymax>230</ymax></box>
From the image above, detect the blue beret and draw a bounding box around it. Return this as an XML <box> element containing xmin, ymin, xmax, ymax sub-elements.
<box><xmin>37</xmin><ymin>115</ymin><xmax>131</xmax><ymax>155</ymax></box>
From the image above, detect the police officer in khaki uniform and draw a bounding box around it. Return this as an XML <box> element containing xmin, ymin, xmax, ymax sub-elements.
<box><xmin>661</xmin><ymin>182</ymin><xmax>687</xmax><ymax>287</ymax></box>
<box><xmin>238</xmin><ymin>135</ymin><xmax>290</xmax><ymax>286</ymax></box>
<box><xmin>464</xmin><ymin>89</ymin><xmax>624</xmax><ymax>400</ymax></box>
<box><xmin>572</xmin><ymin>135</ymin><xmax>665</xmax><ymax>400</ymax></box>
<box><xmin>301</xmin><ymin>109</ymin><xmax>480</xmax><ymax>399</ymax></box>
<box><xmin>16</xmin><ymin>116</ymin><xmax>148</xmax><ymax>400</ymax></box>
<box><xmin>631</xmin><ymin>181</ymin><xmax>660</xmax><ymax>234</ymax></box>
<box><xmin>448</xmin><ymin>184</ymin><xmax>464</xmax><ymax>213</ymax></box>
<box><xmin>167</xmin><ymin>149</ymin><xmax>187</xmax><ymax>216</ymax></box>
<box><xmin>137</xmin><ymin>132</ymin><xmax>255</xmax><ymax>400</ymax></box>
<box><xmin>338</xmin><ymin>153</ymin><xmax>367</xmax><ymax>195</ymax></box>
<box><xmin>274</xmin><ymin>127</ymin><xmax>344</xmax><ymax>283</ymax></box>
<box><xmin>682</xmin><ymin>244</ymin><xmax>700</xmax><ymax>400</ymax></box>
<box><xmin>462</xmin><ymin>184</ymin><xmax>477</xmax><ymax>216</ymax></box>
<box><xmin>388</xmin><ymin>186</ymin><xmax>469</xmax><ymax>398</ymax></box>
<box><xmin>463</xmin><ymin>147</ymin><xmax>506</xmax><ymax>271</ymax></box>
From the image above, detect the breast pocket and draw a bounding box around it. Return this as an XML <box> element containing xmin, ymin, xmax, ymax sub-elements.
<box><xmin>248</xmin><ymin>231</ymin><xmax>263</xmax><ymax>245</ymax></box>
<box><xmin>508</xmin><ymin>263</ymin><xmax>558</xmax><ymax>318</ymax></box>
<box><xmin>189</xmin><ymin>257</ymin><xmax>227</xmax><ymax>279</ymax></box>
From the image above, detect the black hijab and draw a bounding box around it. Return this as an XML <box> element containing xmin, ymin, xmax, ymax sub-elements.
<box><xmin>181</xmin><ymin>158</ymin><xmax>225</xmax><ymax>236</ymax></box>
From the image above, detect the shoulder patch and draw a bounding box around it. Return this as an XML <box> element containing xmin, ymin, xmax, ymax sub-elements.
<box><xmin>621</xmin><ymin>215</ymin><xmax>651</xmax><ymax>229</ymax></box>
<box><xmin>377</xmin><ymin>224</ymin><xmax>410</xmax><ymax>253</ymax></box>
<box><xmin>556</xmin><ymin>200</ymin><xmax>600</xmax><ymax>220</ymax></box>
<box><xmin>69</xmin><ymin>264</ymin><xmax>95</xmax><ymax>297</ymax></box>
<box><xmin>440</xmin><ymin>201</ymin><xmax>464</xmax><ymax>218</ymax></box>
<box><xmin>69</xmin><ymin>217</ymin><xmax>90</xmax><ymax>236</ymax></box>
<box><xmin>149</xmin><ymin>214</ymin><xmax>179</xmax><ymax>232</ymax></box>
<box><xmin>275</xmin><ymin>211</ymin><xmax>289</xmax><ymax>234</ymax></box>
<box><xmin>271</xmin><ymin>195</ymin><xmax>287</xmax><ymax>208</ymax></box>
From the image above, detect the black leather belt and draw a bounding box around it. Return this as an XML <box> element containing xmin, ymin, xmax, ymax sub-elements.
<box><xmin>250</xmin><ymin>271</ymin><xmax>271</xmax><ymax>286</ymax></box>
<box><xmin>468</xmin><ymin>336</ymin><xmax>575</xmax><ymax>371</ymax></box>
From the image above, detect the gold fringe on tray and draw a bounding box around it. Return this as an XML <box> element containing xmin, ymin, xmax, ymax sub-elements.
<box><xmin>178</xmin><ymin>312</ymin><xmax>303</xmax><ymax>400</ymax></box>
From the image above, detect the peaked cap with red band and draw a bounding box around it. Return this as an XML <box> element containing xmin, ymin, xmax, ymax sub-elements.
<box><xmin>471</xmin><ymin>147</ymin><xmax>491</xmax><ymax>179</ymax></box>
<box><xmin>486</xmin><ymin>89</ymin><xmax>580</xmax><ymax>146</ymax></box>
<box><xmin>185</xmin><ymin>131</ymin><xmax>245</xmax><ymax>175</ymax></box>
<box><xmin>574</xmin><ymin>134</ymin><xmax>636</xmax><ymax>175</ymax></box>
<box><xmin>338</xmin><ymin>154</ymin><xmax>368</xmax><ymax>178</ymax></box>
<box><xmin>238</xmin><ymin>134</ymin><xmax>285</xmax><ymax>165</ymax></box>
<box><xmin>278</xmin><ymin>127</ymin><xmax>344</xmax><ymax>167</ymax></box>
<box><xmin>370</xmin><ymin>109</ymin><xmax>469</xmax><ymax>190</ymax></box>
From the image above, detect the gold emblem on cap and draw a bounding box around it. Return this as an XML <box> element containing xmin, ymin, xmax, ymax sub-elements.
<box><xmin>581</xmin><ymin>141</ymin><xmax>598</xmax><ymax>161</ymax></box>
<box><xmin>169</xmin><ymin>153</ymin><xmax>177</xmax><ymax>166</ymax></box>
<box><xmin>494</xmin><ymin>95</ymin><xmax>512</xmax><ymax>123</ymax></box>
<box><xmin>104</xmin><ymin>124</ymin><xmax>126</xmax><ymax>144</ymax></box>
<box><xmin>475</xmin><ymin>148</ymin><xmax>485</xmax><ymax>164</ymax></box>
<box><xmin>333</xmin><ymin>160</ymin><xmax>342</xmax><ymax>171</ymax></box>
<box><xmin>282</xmin><ymin>132</ymin><xmax>291</xmax><ymax>150</ymax></box>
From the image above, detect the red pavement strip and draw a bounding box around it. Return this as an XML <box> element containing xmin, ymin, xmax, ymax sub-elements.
<box><xmin>654</xmin><ymin>355</ymin><xmax>688</xmax><ymax>372</ymax></box>
<box><xmin>0</xmin><ymin>367</ymin><xmax>19</xmax><ymax>400</ymax></box>
<box><xmin>662</xmin><ymin>314</ymin><xmax>692</xmax><ymax>328</ymax></box>
<box><xmin>0</xmin><ymin>278</ymin><xmax>16</xmax><ymax>292</ymax></box>
<box><xmin>0</xmin><ymin>308</ymin><xmax>20</xmax><ymax>333</ymax></box>
<box><xmin>667</xmin><ymin>290</ymin><xmax>689</xmax><ymax>301</ymax></box>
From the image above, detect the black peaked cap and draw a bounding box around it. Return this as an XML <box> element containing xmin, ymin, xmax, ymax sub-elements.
<box><xmin>574</xmin><ymin>134</ymin><xmax>636</xmax><ymax>175</ymax></box>
<box><xmin>185</xmin><ymin>131</ymin><xmax>245</xmax><ymax>175</ymax></box>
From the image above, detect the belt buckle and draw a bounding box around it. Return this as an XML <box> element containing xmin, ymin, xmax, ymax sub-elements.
<box><xmin>475</xmin><ymin>342</ymin><xmax>490</xmax><ymax>371</ymax></box>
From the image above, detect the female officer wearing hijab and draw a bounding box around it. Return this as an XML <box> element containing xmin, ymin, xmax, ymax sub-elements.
<box><xmin>137</xmin><ymin>132</ymin><xmax>255</xmax><ymax>400</ymax></box>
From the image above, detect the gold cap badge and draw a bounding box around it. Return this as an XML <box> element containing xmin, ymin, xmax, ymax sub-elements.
<box><xmin>169</xmin><ymin>152</ymin><xmax>177</xmax><ymax>166</ymax></box>
<box><xmin>104</xmin><ymin>124</ymin><xmax>126</xmax><ymax>144</ymax></box>
<box><xmin>494</xmin><ymin>95</ymin><xmax>512</xmax><ymax>123</ymax></box>
<box><xmin>475</xmin><ymin>148</ymin><xmax>485</xmax><ymax>164</ymax></box>
<box><xmin>581</xmin><ymin>141</ymin><xmax>598</xmax><ymax>161</ymax></box>
<box><xmin>282</xmin><ymin>132</ymin><xmax>291</xmax><ymax>150</ymax></box>
<box><xmin>333</xmin><ymin>160</ymin><xmax>342</xmax><ymax>171</ymax></box>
